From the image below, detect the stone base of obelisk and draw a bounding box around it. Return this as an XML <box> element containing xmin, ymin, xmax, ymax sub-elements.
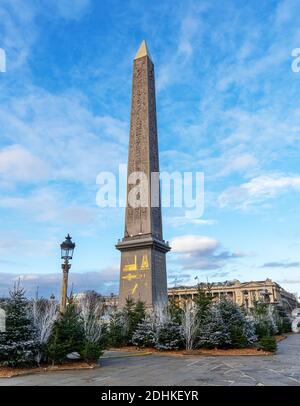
<box><xmin>116</xmin><ymin>236</ymin><xmax>170</xmax><ymax>308</ymax></box>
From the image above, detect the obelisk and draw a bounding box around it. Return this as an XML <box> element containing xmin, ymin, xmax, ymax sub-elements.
<box><xmin>116</xmin><ymin>40</ymin><xmax>170</xmax><ymax>307</ymax></box>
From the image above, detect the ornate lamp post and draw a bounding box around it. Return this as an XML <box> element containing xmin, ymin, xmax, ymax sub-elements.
<box><xmin>60</xmin><ymin>234</ymin><xmax>75</xmax><ymax>313</ymax></box>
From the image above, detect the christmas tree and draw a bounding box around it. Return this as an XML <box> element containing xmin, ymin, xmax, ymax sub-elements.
<box><xmin>193</xmin><ymin>284</ymin><xmax>213</xmax><ymax>327</ymax></box>
<box><xmin>197</xmin><ymin>306</ymin><xmax>231</xmax><ymax>349</ymax></box>
<box><xmin>121</xmin><ymin>298</ymin><xmax>146</xmax><ymax>344</ymax></box>
<box><xmin>155</xmin><ymin>320</ymin><xmax>183</xmax><ymax>350</ymax></box>
<box><xmin>107</xmin><ymin>309</ymin><xmax>126</xmax><ymax>347</ymax></box>
<box><xmin>132</xmin><ymin>319</ymin><xmax>156</xmax><ymax>348</ymax></box>
<box><xmin>217</xmin><ymin>298</ymin><xmax>257</xmax><ymax>348</ymax></box>
<box><xmin>168</xmin><ymin>295</ymin><xmax>183</xmax><ymax>324</ymax></box>
<box><xmin>46</xmin><ymin>298</ymin><xmax>84</xmax><ymax>365</ymax></box>
<box><xmin>0</xmin><ymin>283</ymin><xmax>38</xmax><ymax>367</ymax></box>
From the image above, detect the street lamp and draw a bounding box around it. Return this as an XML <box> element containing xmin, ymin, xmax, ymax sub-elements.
<box><xmin>60</xmin><ymin>234</ymin><xmax>75</xmax><ymax>313</ymax></box>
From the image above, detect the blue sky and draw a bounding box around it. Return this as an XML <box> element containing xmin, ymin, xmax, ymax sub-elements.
<box><xmin>0</xmin><ymin>0</ymin><xmax>300</xmax><ymax>299</ymax></box>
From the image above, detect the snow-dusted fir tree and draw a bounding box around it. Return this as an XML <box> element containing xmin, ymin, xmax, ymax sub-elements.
<box><xmin>251</xmin><ymin>301</ymin><xmax>278</xmax><ymax>338</ymax></box>
<box><xmin>107</xmin><ymin>308</ymin><xmax>127</xmax><ymax>347</ymax></box>
<box><xmin>155</xmin><ymin>320</ymin><xmax>183</xmax><ymax>350</ymax></box>
<box><xmin>132</xmin><ymin>303</ymin><xmax>183</xmax><ymax>350</ymax></box>
<box><xmin>217</xmin><ymin>299</ymin><xmax>257</xmax><ymax>348</ymax></box>
<box><xmin>194</xmin><ymin>285</ymin><xmax>213</xmax><ymax>326</ymax></box>
<box><xmin>0</xmin><ymin>284</ymin><xmax>38</xmax><ymax>367</ymax></box>
<box><xmin>120</xmin><ymin>298</ymin><xmax>146</xmax><ymax>343</ymax></box>
<box><xmin>132</xmin><ymin>303</ymin><xmax>167</xmax><ymax>349</ymax></box>
<box><xmin>152</xmin><ymin>303</ymin><xmax>183</xmax><ymax>350</ymax></box>
<box><xmin>242</xmin><ymin>318</ymin><xmax>257</xmax><ymax>347</ymax></box>
<box><xmin>197</xmin><ymin>306</ymin><xmax>231</xmax><ymax>349</ymax></box>
<box><xmin>132</xmin><ymin>318</ymin><xmax>156</xmax><ymax>348</ymax></box>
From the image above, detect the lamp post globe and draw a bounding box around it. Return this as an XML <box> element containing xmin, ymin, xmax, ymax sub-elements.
<box><xmin>60</xmin><ymin>234</ymin><xmax>75</xmax><ymax>313</ymax></box>
<box><xmin>60</xmin><ymin>233</ymin><xmax>75</xmax><ymax>260</ymax></box>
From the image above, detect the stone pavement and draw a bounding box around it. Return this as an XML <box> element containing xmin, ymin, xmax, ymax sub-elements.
<box><xmin>0</xmin><ymin>334</ymin><xmax>299</xmax><ymax>386</ymax></box>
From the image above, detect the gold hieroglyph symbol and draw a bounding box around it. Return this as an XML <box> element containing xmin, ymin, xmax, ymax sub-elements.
<box><xmin>122</xmin><ymin>273</ymin><xmax>146</xmax><ymax>281</ymax></box>
<box><xmin>140</xmin><ymin>255</ymin><xmax>149</xmax><ymax>270</ymax></box>
<box><xmin>131</xmin><ymin>283</ymin><xmax>138</xmax><ymax>295</ymax></box>
<box><xmin>122</xmin><ymin>273</ymin><xmax>137</xmax><ymax>281</ymax></box>
<box><xmin>123</xmin><ymin>255</ymin><xmax>137</xmax><ymax>272</ymax></box>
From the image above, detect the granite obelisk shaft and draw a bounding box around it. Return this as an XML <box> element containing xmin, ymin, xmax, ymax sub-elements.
<box><xmin>116</xmin><ymin>41</ymin><xmax>170</xmax><ymax>307</ymax></box>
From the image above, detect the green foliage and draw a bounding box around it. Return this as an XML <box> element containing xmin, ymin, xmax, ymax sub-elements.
<box><xmin>251</xmin><ymin>301</ymin><xmax>278</xmax><ymax>338</ymax></box>
<box><xmin>280</xmin><ymin>318</ymin><xmax>291</xmax><ymax>333</ymax></box>
<box><xmin>96</xmin><ymin>322</ymin><xmax>108</xmax><ymax>348</ymax></box>
<box><xmin>197</xmin><ymin>306</ymin><xmax>231</xmax><ymax>349</ymax></box>
<box><xmin>196</xmin><ymin>299</ymin><xmax>257</xmax><ymax>349</ymax></box>
<box><xmin>80</xmin><ymin>341</ymin><xmax>103</xmax><ymax>363</ymax></box>
<box><xmin>254</xmin><ymin>320</ymin><xmax>273</xmax><ymax>338</ymax></box>
<box><xmin>107</xmin><ymin>310</ymin><xmax>126</xmax><ymax>347</ymax></box>
<box><xmin>273</xmin><ymin>307</ymin><xmax>291</xmax><ymax>334</ymax></box>
<box><xmin>168</xmin><ymin>295</ymin><xmax>183</xmax><ymax>324</ymax></box>
<box><xmin>107</xmin><ymin>296</ymin><xmax>283</xmax><ymax>353</ymax></box>
<box><xmin>155</xmin><ymin>321</ymin><xmax>183</xmax><ymax>350</ymax></box>
<box><xmin>132</xmin><ymin>300</ymin><xmax>146</xmax><ymax>332</ymax></box>
<box><xmin>122</xmin><ymin>298</ymin><xmax>135</xmax><ymax>342</ymax></box>
<box><xmin>132</xmin><ymin>319</ymin><xmax>156</xmax><ymax>348</ymax></box>
<box><xmin>107</xmin><ymin>299</ymin><xmax>146</xmax><ymax>347</ymax></box>
<box><xmin>217</xmin><ymin>299</ymin><xmax>257</xmax><ymax>348</ymax></box>
<box><xmin>252</xmin><ymin>301</ymin><xmax>269</xmax><ymax>317</ymax></box>
<box><xmin>122</xmin><ymin>298</ymin><xmax>146</xmax><ymax>344</ymax></box>
<box><xmin>257</xmin><ymin>336</ymin><xmax>277</xmax><ymax>352</ymax></box>
<box><xmin>0</xmin><ymin>284</ymin><xmax>38</xmax><ymax>367</ymax></box>
<box><xmin>193</xmin><ymin>285</ymin><xmax>212</xmax><ymax>325</ymax></box>
<box><xmin>132</xmin><ymin>316</ymin><xmax>184</xmax><ymax>350</ymax></box>
<box><xmin>46</xmin><ymin>299</ymin><xmax>84</xmax><ymax>365</ymax></box>
<box><xmin>280</xmin><ymin>317</ymin><xmax>290</xmax><ymax>332</ymax></box>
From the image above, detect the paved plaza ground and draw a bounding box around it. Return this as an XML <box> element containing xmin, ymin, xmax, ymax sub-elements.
<box><xmin>0</xmin><ymin>334</ymin><xmax>299</xmax><ymax>386</ymax></box>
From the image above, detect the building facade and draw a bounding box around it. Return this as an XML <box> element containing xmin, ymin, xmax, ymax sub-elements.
<box><xmin>168</xmin><ymin>279</ymin><xmax>298</xmax><ymax>312</ymax></box>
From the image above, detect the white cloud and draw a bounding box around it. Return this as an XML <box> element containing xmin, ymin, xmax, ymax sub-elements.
<box><xmin>166</xmin><ymin>216</ymin><xmax>217</xmax><ymax>227</ymax></box>
<box><xmin>157</xmin><ymin>10</ymin><xmax>204</xmax><ymax>91</ymax></box>
<box><xmin>0</xmin><ymin>0</ymin><xmax>37</xmax><ymax>70</ymax></box>
<box><xmin>0</xmin><ymin>0</ymin><xmax>92</xmax><ymax>73</ymax></box>
<box><xmin>177</xmin><ymin>15</ymin><xmax>199</xmax><ymax>58</ymax></box>
<box><xmin>219</xmin><ymin>174</ymin><xmax>300</xmax><ymax>209</ymax></box>
<box><xmin>0</xmin><ymin>186</ymin><xmax>98</xmax><ymax>225</ymax></box>
<box><xmin>218</xmin><ymin>154</ymin><xmax>258</xmax><ymax>177</ymax></box>
<box><xmin>0</xmin><ymin>144</ymin><xmax>49</xmax><ymax>182</ymax></box>
<box><xmin>0</xmin><ymin>89</ymin><xmax>128</xmax><ymax>183</ymax></box>
<box><xmin>52</xmin><ymin>0</ymin><xmax>91</xmax><ymax>20</ymax></box>
<box><xmin>170</xmin><ymin>234</ymin><xmax>243</xmax><ymax>271</ymax></box>
<box><xmin>0</xmin><ymin>266</ymin><xmax>119</xmax><ymax>298</ymax></box>
<box><xmin>275</xmin><ymin>0</ymin><xmax>299</xmax><ymax>25</ymax></box>
<box><xmin>0</xmin><ymin>235</ymin><xmax>56</xmax><ymax>257</ymax></box>
<box><xmin>171</xmin><ymin>235</ymin><xmax>219</xmax><ymax>254</ymax></box>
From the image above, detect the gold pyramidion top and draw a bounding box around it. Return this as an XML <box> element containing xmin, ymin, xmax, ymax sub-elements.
<box><xmin>134</xmin><ymin>40</ymin><xmax>151</xmax><ymax>60</ymax></box>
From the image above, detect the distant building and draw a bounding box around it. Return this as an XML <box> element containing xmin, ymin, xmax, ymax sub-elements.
<box><xmin>73</xmin><ymin>292</ymin><xmax>87</xmax><ymax>301</ymax></box>
<box><xmin>73</xmin><ymin>291</ymin><xmax>117</xmax><ymax>308</ymax></box>
<box><xmin>102</xmin><ymin>278</ymin><xmax>298</xmax><ymax>313</ymax></box>
<box><xmin>168</xmin><ymin>279</ymin><xmax>298</xmax><ymax>313</ymax></box>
